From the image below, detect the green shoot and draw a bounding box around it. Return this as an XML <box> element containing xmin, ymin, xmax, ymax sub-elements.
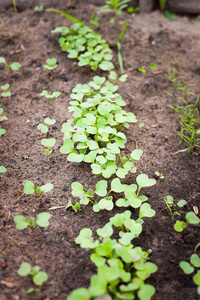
<box><xmin>46</xmin><ymin>8</ymin><xmax>81</xmax><ymax>23</ymax></box>
<box><xmin>39</xmin><ymin>90</ymin><xmax>60</xmax><ymax>101</ymax></box>
<box><xmin>1</xmin><ymin>83</ymin><xmax>11</xmax><ymax>97</ymax></box>
<box><xmin>165</xmin><ymin>10</ymin><xmax>176</xmax><ymax>21</ymax></box>
<box><xmin>41</xmin><ymin>138</ymin><xmax>56</xmax><ymax>156</ymax></box>
<box><xmin>116</xmin><ymin>19</ymin><xmax>127</xmax><ymax>72</ymax></box>
<box><xmin>127</xmin><ymin>6</ymin><xmax>139</xmax><ymax>15</ymax></box>
<box><xmin>99</xmin><ymin>0</ymin><xmax>132</xmax><ymax>23</ymax></box>
<box><xmin>23</xmin><ymin>180</ymin><xmax>54</xmax><ymax>196</ymax></box>
<box><xmin>155</xmin><ymin>171</ymin><xmax>164</xmax><ymax>179</ymax></box>
<box><xmin>37</xmin><ymin>117</ymin><xmax>56</xmax><ymax>133</ymax></box>
<box><xmin>18</xmin><ymin>262</ymin><xmax>48</xmax><ymax>286</ymax></box>
<box><xmin>43</xmin><ymin>58</ymin><xmax>58</xmax><ymax>72</ymax></box>
<box><xmin>90</xmin><ymin>11</ymin><xmax>99</xmax><ymax>29</ymax></box>
<box><xmin>14</xmin><ymin>212</ymin><xmax>51</xmax><ymax>230</ymax></box>
<box><xmin>150</xmin><ymin>63</ymin><xmax>158</xmax><ymax>71</ymax></box>
<box><xmin>138</xmin><ymin>66</ymin><xmax>146</xmax><ymax>75</ymax></box>
<box><xmin>0</xmin><ymin>57</ymin><xmax>21</xmax><ymax>71</ymax></box>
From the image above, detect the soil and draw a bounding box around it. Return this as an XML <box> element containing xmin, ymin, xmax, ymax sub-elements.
<box><xmin>0</xmin><ymin>2</ymin><xmax>200</xmax><ymax>300</ymax></box>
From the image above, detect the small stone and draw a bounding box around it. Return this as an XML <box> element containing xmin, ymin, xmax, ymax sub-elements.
<box><xmin>62</xmin><ymin>76</ymin><xmax>68</xmax><ymax>82</ymax></box>
<box><xmin>151</xmin><ymin>133</ymin><xmax>156</xmax><ymax>137</ymax></box>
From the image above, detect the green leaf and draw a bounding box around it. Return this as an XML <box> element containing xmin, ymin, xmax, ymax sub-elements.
<box><xmin>139</xmin><ymin>203</ymin><xmax>155</xmax><ymax>219</ymax></box>
<box><xmin>67</xmin><ymin>153</ymin><xmax>84</xmax><ymax>162</ymax></box>
<box><xmin>10</xmin><ymin>62</ymin><xmax>21</xmax><ymax>70</ymax></box>
<box><xmin>174</xmin><ymin>220</ymin><xmax>186</xmax><ymax>232</ymax></box>
<box><xmin>119</xmin><ymin>74</ymin><xmax>128</xmax><ymax>82</ymax></box>
<box><xmin>37</xmin><ymin>124</ymin><xmax>48</xmax><ymax>133</ymax></box>
<box><xmin>180</xmin><ymin>261</ymin><xmax>194</xmax><ymax>274</ymax></box>
<box><xmin>185</xmin><ymin>212</ymin><xmax>200</xmax><ymax>224</ymax></box>
<box><xmin>41</xmin><ymin>138</ymin><xmax>56</xmax><ymax>148</ymax></box>
<box><xmin>190</xmin><ymin>254</ymin><xmax>200</xmax><ymax>268</ymax></box>
<box><xmin>166</xmin><ymin>195</ymin><xmax>173</xmax><ymax>205</ymax></box>
<box><xmin>40</xmin><ymin>183</ymin><xmax>54</xmax><ymax>193</ymax></box>
<box><xmin>193</xmin><ymin>270</ymin><xmax>200</xmax><ymax>286</ymax></box>
<box><xmin>23</xmin><ymin>180</ymin><xmax>35</xmax><ymax>194</ymax></box>
<box><xmin>36</xmin><ymin>212</ymin><xmax>51</xmax><ymax>227</ymax></box>
<box><xmin>60</xmin><ymin>139</ymin><xmax>74</xmax><ymax>154</ymax></box>
<box><xmin>136</xmin><ymin>174</ymin><xmax>156</xmax><ymax>191</ymax></box>
<box><xmin>90</xmin><ymin>253</ymin><xmax>106</xmax><ymax>267</ymax></box>
<box><xmin>97</xmin><ymin>223</ymin><xmax>113</xmax><ymax>238</ymax></box>
<box><xmin>1</xmin><ymin>83</ymin><xmax>9</xmax><ymax>90</ymax></box>
<box><xmin>98</xmin><ymin>198</ymin><xmax>113</xmax><ymax>211</ymax></box>
<box><xmin>33</xmin><ymin>271</ymin><xmax>48</xmax><ymax>286</ymax></box>
<box><xmin>177</xmin><ymin>199</ymin><xmax>187</xmax><ymax>208</ymax></box>
<box><xmin>111</xmin><ymin>178</ymin><xmax>125</xmax><ymax>193</ymax></box>
<box><xmin>14</xmin><ymin>215</ymin><xmax>28</xmax><ymax>230</ymax></box>
<box><xmin>99</xmin><ymin>61</ymin><xmax>114</xmax><ymax>71</ymax></box>
<box><xmin>18</xmin><ymin>262</ymin><xmax>31</xmax><ymax>276</ymax></box>
<box><xmin>130</xmin><ymin>149</ymin><xmax>143</xmax><ymax>160</ymax></box>
<box><xmin>95</xmin><ymin>180</ymin><xmax>107</xmax><ymax>197</ymax></box>
<box><xmin>0</xmin><ymin>166</ymin><xmax>7</xmax><ymax>173</ymax></box>
<box><xmin>76</xmin><ymin>228</ymin><xmax>99</xmax><ymax>249</ymax></box>
<box><xmin>137</xmin><ymin>284</ymin><xmax>155</xmax><ymax>300</ymax></box>
<box><xmin>72</xmin><ymin>182</ymin><xmax>84</xmax><ymax>197</ymax></box>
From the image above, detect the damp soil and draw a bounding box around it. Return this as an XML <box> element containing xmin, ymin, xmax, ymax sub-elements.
<box><xmin>0</xmin><ymin>1</ymin><xmax>200</xmax><ymax>300</ymax></box>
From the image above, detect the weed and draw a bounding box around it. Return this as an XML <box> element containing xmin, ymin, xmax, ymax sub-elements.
<box><xmin>155</xmin><ymin>171</ymin><xmax>164</xmax><ymax>179</ymax></box>
<box><xmin>99</xmin><ymin>0</ymin><xmax>132</xmax><ymax>23</ymax></box>
<box><xmin>108</xmin><ymin>71</ymin><xmax>128</xmax><ymax>84</ymax></box>
<box><xmin>179</xmin><ymin>246</ymin><xmax>200</xmax><ymax>295</ymax></box>
<box><xmin>13</xmin><ymin>0</ymin><xmax>17</xmax><ymax>14</ymax></box>
<box><xmin>116</xmin><ymin>19</ymin><xmax>127</xmax><ymax>72</ymax></box>
<box><xmin>52</xmin><ymin>23</ymin><xmax>114</xmax><ymax>71</ymax></box>
<box><xmin>23</xmin><ymin>180</ymin><xmax>54</xmax><ymax>196</ymax></box>
<box><xmin>18</xmin><ymin>262</ymin><xmax>48</xmax><ymax>288</ymax></box>
<box><xmin>138</xmin><ymin>66</ymin><xmax>146</xmax><ymax>75</ymax></box>
<box><xmin>34</xmin><ymin>6</ymin><xmax>44</xmax><ymax>12</ymax></box>
<box><xmin>37</xmin><ymin>117</ymin><xmax>56</xmax><ymax>133</ymax></box>
<box><xmin>43</xmin><ymin>58</ymin><xmax>58</xmax><ymax>73</ymax></box>
<box><xmin>164</xmin><ymin>195</ymin><xmax>181</xmax><ymax>219</ymax></box>
<box><xmin>0</xmin><ymin>57</ymin><xmax>21</xmax><ymax>71</ymax></box>
<box><xmin>174</xmin><ymin>212</ymin><xmax>200</xmax><ymax>232</ymax></box>
<box><xmin>1</xmin><ymin>84</ymin><xmax>11</xmax><ymax>97</ymax></box>
<box><xmin>90</xmin><ymin>11</ymin><xmax>99</xmax><ymax>29</ymax></box>
<box><xmin>14</xmin><ymin>212</ymin><xmax>51</xmax><ymax>230</ymax></box>
<box><xmin>41</xmin><ymin>138</ymin><xmax>56</xmax><ymax>156</ymax></box>
<box><xmin>39</xmin><ymin>90</ymin><xmax>60</xmax><ymax>101</ymax></box>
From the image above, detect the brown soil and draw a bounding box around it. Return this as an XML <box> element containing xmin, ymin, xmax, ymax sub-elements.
<box><xmin>0</xmin><ymin>2</ymin><xmax>200</xmax><ymax>300</ymax></box>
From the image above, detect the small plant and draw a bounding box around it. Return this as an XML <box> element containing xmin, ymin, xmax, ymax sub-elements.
<box><xmin>43</xmin><ymin>58</ymin><xmax>58</xmax><ymax>72</ymax></box>
<box><xmin>39</xmin><ymin>90</ymin><xmax>60</xmax><ymax>101</ymax></box>
<box><xmin>116</xmin><ymin>19</ymin><xmax>127</xmax><ymax>72</ymax></box>
<box><xmin>100</xmin><ymin>0</ymin><xmax>132</xmax><ymax>23</ymax></box>
<box><xmin>41</xmin><ymin>138</ymin><xmax>56</xmax><ymax>156</ymax></box>
<box><xmin>1</xmin><ymin>84</ymin><xmax>11</xmax><ymax>97</ymax></box>
<box><xmin>0</xmin><ymin>108</ymin><xmax>8</xmax><ymax>122</ymax></box>
<box><xmin>90</xmin><ymin>11</ymin><xmax>99</xmax><ymax>29</ymax></box>
<box><xmin>150</xmin><ymin>63</ymin><xmax>158</xmax><ymax>71</ymax></box>
<box><xmin>52</xmin><ymin>22</ymin><xmax>114</xmax><ymax>71</ymax></box>
<box><xmin>37</xmin><ymin>117</ymin><xmax>56</xmax><ymax>133</ymax></box>
<box><xmin>164</xmin><ymin>195</ymin><xmax>186</xmax><ymax>219</ymax></box>
<box><xmin>23</xmin><ymin>180</ymin><xmax>54</xmax><ymax>196</ymax></box>
<box><xmin>179</xmin><ymin>245</ymin><xmax>200</xmax><ymax>295</ymax></box>
<box><xmin>174</xmin><ymin>212</ymin><xmax>200</xmax><ymax>232</ymax></box>
<box><xmin>108</xmin><ymin>71</ymin><xmax>128</xmax><ymax>84</ymax></box>
<box><xmin>165</xmin><ymin>10</ymin><xmax>176</xmax><ymax>21</ymax></box>
<box><xmin>18</xmin><ymin>262</ymin><xmax>48</xmax><ymax>288</ymax></box>
<box><xmin>14</xmin><ymin>212</ymin><xmax>51</xmax><ymax>230</ymax></box>
<box><xmin>65</xmin><ymin>199</ymin><xmax>81</xmax><ymax>212</ymax></box>
<box><xmin>155</xmin><ymin>171</ymin><xmax>164</xmax><ymax>179</ymax></box>
<box><xmin>13</xmin><ymin>0</ymin><xmax>17</xmax><ymax>14</ymax></box>
<box><xmin>138</xmin><ymin>66</ymin><xmax>146</xmax><ymax>75</ymax></box>
<box><xmin>0</xmin><ymin>57</ymin><xmax>21</xmax><ymax>71</ymax></box>
<box><xmin>127</xmin><ymin>6</ymin><xmax>139</xmax><ymax>15</ymax></box>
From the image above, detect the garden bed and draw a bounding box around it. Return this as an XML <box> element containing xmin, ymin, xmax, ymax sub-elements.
<box><xmin>0</xmin><ymin>1</ymin><xmax>200</xmax><ymax>300</ymax></box>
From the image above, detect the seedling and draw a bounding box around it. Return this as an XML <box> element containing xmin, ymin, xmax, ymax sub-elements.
<box><xmin>41</xmin><ymin>138</ymin><xmax>56</xmax><ymax>156</ymax></box>
<box><xmin>23</xmin><ymin>180</ymin><xmax>54</xmax><ymax>196</ymax></box>
<box><xmin>37</xmin><ymin>117</ymin><xmax>56</xmax><ymax>133</ymax></box>
<box><xmin>138</xmin><ymin>66</ymin><xmax>146</xmax><ymax>75</ymax></box>
<box><xmin>165</xmin><ymin>10</ymin><xmax>176</xmax><ymax>21</ymax></box>
<box><xmin>127</xmin><ymin>6</ymin><xmax>139</xmax><ymax>15</ymax></box>
<box><xmin>116</xmin><ymin>19</ymin><xmax>127</xmax><ymax>72</ymax></box>
<box><xmin>0</xmin><ymin>57</ymin><xmax>21</xmax><ymax>71</ymax></box>
<box><xmin>90</xmin><ymin>11</ymin><xmax>99</xmax><ymax>29</ymax></box>
<box><xmin>180</xmin><ymin>246</ymin><xmax>200</xmax><ymax>295</ymax></box>
<box><xmin>43</xmin><ymin>58</ymin><xmax>58</xmax><ymax>72</ymax></box>
<box><xmin>150</xmin><ymin>63</ymin><xmax>158</xmax><ymax>71</ymax></box>
<box><xmin>0</xmin><ymin>166</ymin><xmax>7</xmax><ymax>173</ymax></box>
<box><xmin>1</xmin><ymin>84</ymin><xmax>11</xmax><ymax>97</ymax></box>
<box><xmin>52</xmin><ymin>22</ymin><xmax>114</xmax><ymax>71</ymax></box>
<box><xmin>13</xmin><ymin>0</ymin><xmax>17</xmax><ymax>14</ymax></box>
<box><xmin>164</xmin><ymin>195</ymin><xmax>181</xmax><ymax>219</ymax></box>
<box><xmin>18</xmin><ymin>262</ymin><xmax>48</xmax><ymax>287</ymax></box>
<box><xmin>65</xmin><ymin>199</ymin><xmax>81</xmax><ymax>212</ymax></box>
<box><xmin>174</xmin><ymin>211</ymin><xmax>200</xmax><ymax>232</ymax></box>
<box><xmin>0</xmin><ymin>108</ymin><xmax>8</xmax><ymax>122</ymax></box>
<box><xmin>14</xmin><ymin>213</ymin><xmax>51</xmax><ymax>232</ymax></box>
<box><xmin>108</xmin><ymin>71</ymin><xmax>128</xmax><ymax>84</ymax></box>
<box><xmin>39</xmin><ymin>90</ymin><xmax>60</xmax><ymax>101</ymax></box>
<box><xmin>155</xmin><ymin>171</ymin><xmax>164</xmax><ymax>179</ymax></box>
<box><xmin>100</xmin><ymin>0</ymin><xmax>132</xmax><ymax>23</ymax></box>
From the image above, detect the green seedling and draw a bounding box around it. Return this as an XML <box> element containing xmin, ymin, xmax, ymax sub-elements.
<box><xmin>39</xmin><ymin>90</ymin><xmax>60</xmax><ymax>101</ymax></box>
<box><xmin>1</xmin><ymin>84</ymin><xmax>11</xmax><ymax>97</ymax></box>
<box><xmin>0</xmin><ymin>57</ymin><xmax>21</xmax><ymax>71</ymax></box>
<box><xmin>108</xmin><ymin>71</ymin><xmax>128</xmax><ymax>84</ymax></box>
<box><xmin>37</xmin><ymin>117</ymin><xmax>56</xmax><ymax>133</ymax></box>
<box><xmin>180</xmin><ymin>246</ymin><xmax>200</xmax><ymax>295</ymax></box>
<box><xmin>0</xmin><ymin>108</ymin><xmax>8</xmax><ymax>122</ymax></box>
<box><xmin>155</xmin><ymin>171</ymin><xmax>164</xmax><ymax>179</ymax></box>
<box><xmin>43</xmin><ymin>58</ymin><xmax>58</xmax><ymax>72</ymax></box>
<box><xmin>41</xmin><ymin>138</ymin><xmax>56</xmax><ymax>156</ymax></box>
<box><xmin>0</xmin><ymin>166</ymin><xmax>7</xmax><ymax>173</ymax></box>
<box><xmin>68</xmin><ymin>225</ymin><xmax>157</xmax><ymax>300</ymax></box>
<box><xmin>13</xmin><ymin>0</ymin><xmax>17</xmax><ymax>14</ymax></box>
<box><xmin>116</xmin><ymin>19</ymin><xmax>127</xmax><ymax>72</ymax></box>
<box><xmin>0</xmin><ymin>128</ymin><xmax>6</xmax><ymax>136</ymax></box>
<box><xmin>174</xmin><ymin>211</ymin><xmax>200</xmax><ymax>232</ymax></box>
<box><xmin>52</xmin><ymin>22</ymin><xmax>114</xmax><ymax>71</ymax></box>
<box><xmin>23</xmin><ymin>180</ymin><xmax>54</xmax><ymax>196</ymax></box>
<box><xmin>18</xmin><ymin>262</ymin><xmax>48</xmax><ymax>287</ymax></box>
<box><xmin>14</xmin><ymin>212</ymin><xmax>51</xmax><ymax>231</ymax></box>
<box><xmin>150</xmin><ymin>63</ymin><xmax>158</xmax><ymax>71</ymax></box>
<box><xmin>138</xmin><ymin>66</ymin><xmax>146</xmax><ymax>75</ymax></box>
<box><xmin>164</xmin><ymin>195</ymin><xmax>181</xmax><ymax>219</ymax></box>
<box><xmin>165</xmin><ymin>10</ymin><xmax>176</xmax><ymax>21</ymax></box>
<box><xmin>90</xmin><ymin>11</ymin><xmax>99</xmax><ymax>29</ymax></box>
<box><xmin>99</xmin><ymin>0</ymin><xmax>132</xmax><ymax>23</ymax></box>
<box><xmin>127</xmin><ymin>6</ymin><xmax>139</xmax><ymax>15</ymax></box>
<box><xmin>65</xmin><ymin>199</ymin><xmax>81</xmax><ymax>212</ymax></box>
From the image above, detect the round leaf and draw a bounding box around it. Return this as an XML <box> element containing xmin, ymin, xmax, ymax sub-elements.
<box><xmin>14</xmin><ymin>215</ymin><xmax>28</xmax><ymax>230</ymax></box>
<box><xmin>36</xmin><ymin>212</ymin><xmax>51</xmax><ymax>227</ymax></box>
<box><xmin>95</xmin><ymin>180</ymin><xmax>107</xmax><ymax>197</ymax></box>
<box><xmin>111</xmin><ymin>178</ymin><xmax>125</xmax><ymax>193</ymax></box>
<box><xmin>136</xmin><ymin>174</ymin><xmax>156</xmax><ymax>191</ymax></box>
<box><xmin>18</xmin><ymin>262</ymin><xmax>31</xmax><ymax>276</ymax></box>
<box><xmin>33</xmin><ymin>271</ymin><xmax>48</xmax><ymax>286</ymax></box>
<box><xmin>23</xmin><ymin>180</ymin><xmax>35</xmax><ymax>194</ymax></box>
<box><xmin>180</xmin><ymin>261</ymin><xmax>194</xmax><ymax>274</ymax></box>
